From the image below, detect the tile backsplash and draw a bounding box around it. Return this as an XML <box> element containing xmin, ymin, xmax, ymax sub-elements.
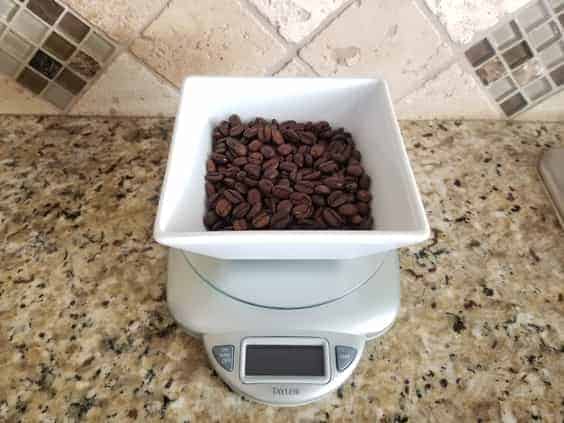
<box><xmin>0</xmin><ymin>0</ymin><xmax>562</xmax><ymax>120</ymax></box>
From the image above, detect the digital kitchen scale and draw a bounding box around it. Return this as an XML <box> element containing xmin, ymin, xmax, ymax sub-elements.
<box><xmin>166</xmin><ymin>248</ymin><xmax>400</xmax><ymax>406</ymax></box>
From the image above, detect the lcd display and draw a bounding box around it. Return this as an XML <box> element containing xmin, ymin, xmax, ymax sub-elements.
<box><xmin>245</xmin><ymin>345</ymin><xmax>325</xmax><ymax>376</ymax></box>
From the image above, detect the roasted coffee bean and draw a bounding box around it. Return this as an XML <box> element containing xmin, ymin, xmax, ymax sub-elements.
<box><xmin>207</xmin><ymin>193</ymin><xmax>220</xmax><ymax>207</ymax></box>
<box><xmin>263</xmin><ymin>168</ymin><xmax>279</xmax><ymax>180</ymax></box>
<box><xmin>293</xmin><ymin>204</ymin><xmax>312</xmax><ymax>220</ymax></box>
<box><xmin>264</xmin><ymin>124</ymin><xmax>272</xmax><ymax>142</ymax></box>
<box><xmin>312</xmin><ymin>195</ymin><xmax>326</xmax><ymax>206</ymax></box>
<box><xmin>359</xmin><ymin>217</ymin><xmax>374</xmax><ymax>229</ymax></box>
<box><xmin>218</xmin><ymin>122</ymin><xmax>230</xmax><ymax>136</ymax></box>
<box><xmin>323</xmin><ymin>208</ymin><xmax>343</xmax><ymax>227</ymax></box>
<box><xmin>351</xmin><ymin>215</ymin><xmax>363</xmax><ymax>225</ymax></box>
<box><xmin>327</xmin><ymin>191</ymin><xmax>348</xmax><ymax>208</ymax></box>
<box><xmin>319</xmin><ymin>160</ymin><xmax>338</xmax><ymax>173</ymax></box>
<box><xmin>232</xmin><ymin>202</ymin><xmax>251</xmax><ymax>218</ymax></box>
<box><xmin>244</xmin><ymin>126</ymin><xmax>259</xmax><ymax>138</ymax></box>
<box><xmin>359</xmin><ymin>173</ymin><xmax>371</xmax><ymax>189</ymax></box>
<box><xmin>229</xmin><ymin>114</ymin><xmax>242</xmax><ymax>126</ymax></box>
<box><xmin>357</xmin><ymin>202</ymin><xmax>369</xmax><ymax>216</ymax></box>
<box><xmin>299</xmin><ymin>131</ymin><xmax>316</xmax><ymax>145</ymax></box>
<box><xmin>346</xmin><ymin>164</ymin><xmax>363</xmax><ymax>176</ymax></box>
<box><xmin>203</xmin><ymin>210</ymin><xmax>219</xmax><ymax>227</ymax></box>
<box><xmin>244</xmin><ymin>164</ymin><xmax>261</xmax><ymax>179</ymax></box>
<box><xmin>235</xmin><ymin>181</ymin><xmax>248</xmax><ymax>194</ymax></box>
<box><xmin>247</xmin><ymin>188</ymin><xmax>262</xmax><ymax>204</ymax></box>
<box><xmin>248</xmin><ymin>139</ymin><xmax>262</xmax><ymax>152</ymax></box>
<box><xmin>211</xmin><ymin>152</ymin><xmax>229</xmax><ymax>165</ymax></box>
<box><xmin>277</xmin><ymin>199</ymin><xmax>293</xmax><ymax>214</ymax></box>
<box><xmin>232</xmin><ymin>157</ymin><xmax>248</xmax><ymax>167</ymax></box>
<box><xmin>344</xmin><ymin>182</ymin><xmax>358</xmax><ymax>192</ymax></box>
<box><xmin>230</xmin><ymin>125</ymin><xmax>245</xmax><ymax>137</ymax></box>
<box><xmin>215</xmin><ymin>198</ymin><xmax>232</xmax><ymax>217</ymax></box>
<box><xmin>263</xmin><ymin>157</ymin><xmax>280</xmax><ymax>170</ymax></box>
<box><xmin>338</xmin><ymin>204</ymin><xmax>358</xmax><ymax>216</ymax></box>
<box><xmin>304</xmin><ymin>154</ymin><xmax>313</xmax><ymax>167</ymax></box>
<box><xmin>271</xmin><ymin>127</ymin><xmax>284</xmax><ymax>145</ymax></box>
<box><xmin>252</xmin><ymin>212</ymin><xmax>270</xmax><ymax>229</ymax></box>
<box><xmin>310</xmin><ymin>143</ymin><xmax>325</xmax><ymax>158</ymax></box>
<box><xmin>247</xmin><ymin>202</ymin><xmax>262</xmax><ymax>219</ymax></box>
<box><xmin>258</xmin><ymin>125</ymin><xmax>265</xmax><ymax>141</ymax></box>
<box><xmin>357</xmin><ymin>190</ymin><xmax>372</xmax><ymax>202</ymax></box>
<box><xmin>249</xmin><ymin>152</ymin><xmax>264</xmax><ymax>165</ymax></box>
<box><xmin>206</xmin><ymin>159</ymin><xmax>217</xmax><ymax>172</ymax></box>
<box><xmin>279</xmin><ymin>178</ymin><xmax>291</xmax><ymax>187</ymax></box>
<box><xmin>290</xmin><ymin>192</ymin><xmax>312</xmax><ymax>205</ymax></box>
<box><xmin>205</xmin><ymin>182</ymin><xmax>216</xmax><ymax>196</ymax></box>
<box><xmin>324</xmin><ymin>176</ymin><xmax>344</xmax><ymax>190</ymax></box>
<box><xmin>279</xmin><ymin>161</ymin><xmax>298</xmax><ymax>173</ymax></box>
<box><xmin>233</xmin><ymin>219</ymin><xmax>248</xmax><ymax>230</ymax></box>
<box><xmin>272</xmin><ymin>185</ymin><xmax>292</xmax><ymax>199</ymax></box>
<box><xmin>258</xmin><ymin>179</ymin><xmax>274</xmax><ymax>194</ymax></box>
<box><xmin>244</xmin><ymin>177</ymin><xmax>259</xmax><ymax>187</ymax></box>
<box><xmin>282</xmin><ymin>129</ymin><xmax>300</xmax><ymax>143</ymax></box>
<box><xmin>315</xmin><ymin>184</ymin><xmax>331</xmax><ymax>195</ymax></box>
<box><xmin>226</xmin><ymin>138</ymin><xmax>247</xmax><ymax>156</ymax></box>
<box><xmin>301</xmin><ymin>170</ymin><xmax>321</xmax><ymax>181</ymax></box>
<box><xmin>206</xmin><ymin>171</ymin><xmax>223</xmax><ymax>182</ymax></box>
<box><xmin>236</xmin><ymin>171</ymin><xmax>247</xmax><ymax>181</ymax></box>
<box><xmin>277</xmin><ymin>144</ymin><xmax>293</xmax><ymax>156</ymax></box>
<box><xmin>271</xmin><ymin>211</ymin><xmax>291</xmax><ymax>229</ymax></box>
<box><xmin>295</xmin><ymin>183</ymin><xmax>314</xmax><ymax>194</ymax></box>
<box><xmin>261</xmin><ymin>145</ymin><xmax>276</xmax><ymax>159</ymax></box>
<box><xmin>224</xmin><ymin>189</ymin><xmax>244</xmax><ymax>204</ymax></box>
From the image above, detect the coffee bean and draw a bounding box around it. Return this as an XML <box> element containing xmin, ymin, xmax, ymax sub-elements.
<box><xmin>261</xmin><ymin>145</ymin><xmax>276</xmax><ymax>159</ymax></box>
<box><xmin>301</xmin><ymin>170</ymin><xmax>321</xmax><ymax>181</ymax></box>
<box><xmin>357</xmin><ymin>202</ymin><xmax>369</xmax><ymax>216</ymax></box>
<box><xmin>263</xmin><ymin>157</ymin><xmax>280</xmax><ymax>170</ymax></box>
<box><xmin>295</xmin><ymin>183</ymin><xmax>314</xmax><ymax>194</ymax></box>
<box><xmin>344</xmin><ymin>182</ymin><xmax>358</xmax><ymax>192</ymax></box>
<box><xmin>322</xmin><ymin>208</ymin><xmax>343</xmax><ymax>227</ymax></box>
<box><xmin>290</xmin><ymin>192</ymin><xmax>312</xmax><ymax>205</ymax></box>
<box><xmin>277</xmin><ymin>199</ymin><xmax>293</xmax><ymax>214</ymax></box>
<box><xmin>244</xmin><ymin>177</ymin><xmax>259</xmax><ymax>187</ymax></box>
<box><xmin>264</xmin><ymin>124</ymin><xmax>272</xmax><ymax>142</ymax></box>
<box><xmin>271</xmin><ymin>210</ymin><xmax>291</xmax><ymax>229</ymax></box>
<box><xmin>248</xmin><ymin>152</ymin><xmax>264</xmax><ymax>165</ymax></box>
<box><xmin>351</xmin><ymin>215</ymin><xmax>363</xmax><ymax>225</ymax></box>
<box><xmin>203</xmin><ymin>210</ymin><xmax>219</xmax><ymax>228</ymax></box>
<box><xmin>248</xmin><ymin>139</ymin><xmax>262</xmax><ymax>152</ymax></box>
<box><xmin>272</xmin><ymin>185</ymin><xmax>292</xmax><ymax>199</ymax></box>
<box><xmin>299</xmin><ymin>131</ymin><xmax>316</xmax><ymax>145</ymax></box>
<box><xmin>215</xmin><ymin>198</ymin><xmax>232</xmax><ymax>217</ymax></box>
<box><xmin>258</xmin><ymin>125</ymin><xmax>265</xmax><ymax>142</ymax></box>
<box><xmin>229</xmin><ymin>114</ymin><xmax>242</xmax><ymax>126</ymax></box>
<box><xmin>232</xmin><ymin>157</ymin><xmax>248</xmax><ymax>167</ymax></box>
<box><xmin>293</xmin><ymin>204</ymin><xmax>312</xmax><ymax>220</ymax></box>
<box><xmin>247</xmin><ymin>188</ymin><xmax>262</xmax><ymax>204</ymax></box>
<box><xmin>244</xmin><ymin>163</ymin><xmax>261</xmax><ymax>179</ymax></box>
<box><xmin>232</xmin><ymin>202</ymin><xmax>251</xmax><ymax>218</ymax></box>
<box><xmin>310</xmin><ymin>144</ymin><xmax>325</xmax><ymax>158</ymax></box>
<box><xmin>205</xmin><ymin>182</ymin><xmax>216</xmax><ymax>196</ymax></box>
<box><xmin>236</xmin><ymin>171</ymin><xmax>247</xmax><ymax>181</ymax></box>
<box><xmin>359</xmin><ymin>217</ymin><xmax>374</xmax><ymax>229</ymax></box>
<box><xmin>247</xmin><ymin>202</ymin><xmax>262</xmax><ymax>219</ymax></box>
<box><xmin>315</xmin><ymin>184</ymin><xmax>330</xmax><ymax>195</ymax></box>
<box><xmin>235</xmin><ymin>182</ymin><xmax>248</xmax><ymax>194</ymax></box>
<box><xmin>224</xmin><ymin>189</ymin><xmax>244</xmax><ymax>204</ymax></box>
<box><xmin>346</xmin><ymin>164</ymin><xmax>363</xmax><ymax>176</ymax></box>
<box><xmin>206</xmin><ymin>171</ymin><xmax>223</xmax><ymax>182</ymax></box>
<box><xmin>233</xmin><ymin>219</ymin><xmax>248</xmax><ymax>230</ymax></box>
<box><xmin>277</xmin><ymin>144</ymin><xmax>293</xmax><ymax>156</ymax></box>
<box><xmin>324</xmin><ymin>176</ymin><xmax>344</xmax><ymax>190</ymax></box>
<box><xmin>271</xmin><ymin>127</ymin><xmax>285</xmax><ymax>145</ymax></box>
<box><xmin>319</xmin><ymin>160</ymin><xmax>338</xmax><ymax>173</ymax></box>
<box><xmin>278</xmin><ymin>178</ymin><xmax>291</xmax><ymax>187</ymax></box>
<box><xmin>263</xmin><ymin>168</ymin><xmax>279</xmax><ymax>180</ymax></box>
<box><xmin>338</xmin><ymin>204</ymin><xmax>358</xmax><ymax>216</ymax></box>
<box><xmin>252</xmin><ymin>212</ymin><xmax>270</xmax><ymax>229</ymax></box>
<box><xmin>224</xmin><ymin>177</ymin><xmax>235</xmax><ymax>187</ymax></box>
<box><xmin>357</xmin><ymin>190</ymin><xmax>372</xmax><ymax>202</ymax></box>
<box><xmin>258</xmin><ymin>179</ymin><xmax>274</xmax><ymax>194</ymax></box>
<box><xmin>244</xmin><ymin>126</ymin><xmax>259</xmax><ymax>139</ymax></box>
<box><xmin>211</xmin><ymin>153</ymin><xmax>229</xmax><ymax>165</ymax></box>
<box><xmin>206</xmin><ymin>159</ymin><xmax>217</xmax><ymax>172</ymax></box>
<box><xmin>230</xmin><ymin>125</ymin><xmax>245</xmax><ymax>137</ymax></box>
<box><xmin>279</xmin><ymin>162</ymin><xmax>298</xmax><ymax>173</ymax></box>
<box><xmin>327</xmin><ymin>191</ymin><xmax>348</xmax><ymax>208</ymax></box>
<box><xmin>359</xmin><ymin>174</ymin><xmax>371</xmax><ymax>189</ymax></box>
<box><xmin>282</xmin><ymin>129</ymin><xmax>300</xmax><ymax>144</ymax></box>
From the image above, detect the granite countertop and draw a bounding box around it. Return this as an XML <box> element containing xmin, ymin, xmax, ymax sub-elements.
<box><xmin>0</xmin><ymin>117</ymin><xmax>562</xmax><ymax>422</ymax></box>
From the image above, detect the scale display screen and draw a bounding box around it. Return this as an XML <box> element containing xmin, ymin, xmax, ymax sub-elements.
<box><xmin>245</xmin><ymin>345</ymin><xmax>325</xmax><ymax>376</ymax></box>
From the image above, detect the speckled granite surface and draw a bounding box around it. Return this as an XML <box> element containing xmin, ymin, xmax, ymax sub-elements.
<box><xmin>0</xmin><ymin>117</ymin><xmax>562</xmax><ymax>422</ymax></box>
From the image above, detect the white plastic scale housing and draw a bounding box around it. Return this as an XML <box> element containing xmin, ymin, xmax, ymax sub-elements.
<box><xmin>155</xmin><ymin>77</ymin><xmax>429</xmax><ymax>406</ymax></box>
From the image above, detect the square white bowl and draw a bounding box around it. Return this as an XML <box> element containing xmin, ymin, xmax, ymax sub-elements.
<box><xmin>154</xmin><ymin>77</ymin><xmax>430</xmax><ymax>260</ymax></box>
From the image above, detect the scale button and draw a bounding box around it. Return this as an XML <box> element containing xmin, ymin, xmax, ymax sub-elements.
<box><xmin>212</xmin><ymin>345</ymin><xmax>235</xmax><ymax>372</ymax></box>
<box><xmin>335</xmin><ymin>346</ymin><xmax>357</xmax><ymax>372</ymax></box>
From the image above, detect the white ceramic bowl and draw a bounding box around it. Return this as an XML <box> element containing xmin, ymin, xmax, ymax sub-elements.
<box><xmin>154</xmin><ymin>77</ymin><xmax>429</xmax><ymax>260</ymax></box>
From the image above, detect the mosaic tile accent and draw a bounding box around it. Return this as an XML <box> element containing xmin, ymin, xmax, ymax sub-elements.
<box><xmin>464</xmin><ymin>0</ymin><xmax>564</xmax><ymax>117</ymax></box>
<box><xmin>0</xmin><ymin>0</ymin><xmax>116</xmax><ymax>110</ymax></box>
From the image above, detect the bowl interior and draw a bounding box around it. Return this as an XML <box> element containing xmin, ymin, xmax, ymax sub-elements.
<box><xmin>157</xmin><ymin>77</ymin><xmax>425</xmax><ymax>236</ymax></box>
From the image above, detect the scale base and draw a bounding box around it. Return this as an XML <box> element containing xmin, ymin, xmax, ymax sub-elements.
<box><xmin>166</xmin><ymin>249</ymin><xmax>401</xmax><ymax>405</ymax></box>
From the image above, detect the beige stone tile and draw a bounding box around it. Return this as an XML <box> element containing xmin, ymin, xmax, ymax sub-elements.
<box><xmin>275</xmin><ymin>59</ymin><xmax>316</xmax><ymax>76</ymax></box>
<box><xmin>59</xmin><ymin>0</ymin><xmax>168</xmax><ymax>43</ymax></box>
<box><xmin>0</xmin><ymin>76</ymin><xmax>58</xmax><ymax>114</ymax></box>
<box><xmin>71</xmin><ymin>53</ymin><xmax>179</xmax><ymax>117</ymax></box>
<box><xmin>131</xmin><ymin>0</ymin><xmax>286</xmax><ymax>87</ymax></box>
<box><xmin>516</xmin><ymin>89</ymin><xmax>564</xmax><ymax>121</ymax></box>
<box><xmin>250</xmin><ymin>0</ymin><xmax>347</xmax><ymax>43</ymax></box>
<box><xmin>300</xmin><ymin>0</ymin><xmax>453</xmax><ymax>100</ymax></box>
<box><xmin>395</xmin><ymin>64</ymin><xmax>499</xmax><ymax>119</ymax></box>
<box><xmin>423</xmin><ymin>0</ymin><xmax>530</xmax><ymax>44</ymax></box>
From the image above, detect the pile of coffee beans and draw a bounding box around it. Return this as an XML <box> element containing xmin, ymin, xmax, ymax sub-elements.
<box><xmin>204</xmin><ymin>115</ymin><xmax>374</xmax><ymax>230</ymax></box>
